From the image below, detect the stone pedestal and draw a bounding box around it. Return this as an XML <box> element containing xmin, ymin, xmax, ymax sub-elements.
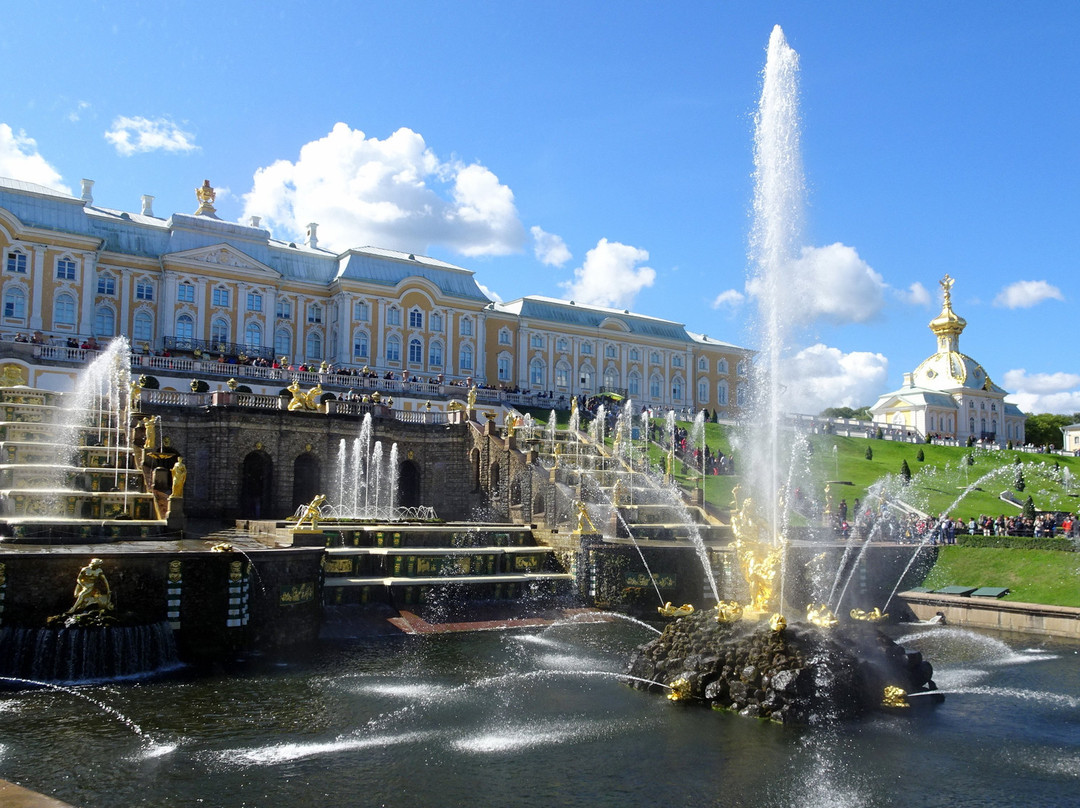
<box><xmin>290</xmin><ymin>529</ymin><xmax>327</xmax><ymax>547</ymax></box>
<box><xmin>166</xmin><ymin>495</ymin><xmax>186</xmax><ymax>531</ymax></box>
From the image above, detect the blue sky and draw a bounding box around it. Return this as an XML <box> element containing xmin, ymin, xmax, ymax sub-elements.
<box><xmin>3</xmin><ymin>2</ymin><xmax>1078</xmax><ymax>415</ymax></box>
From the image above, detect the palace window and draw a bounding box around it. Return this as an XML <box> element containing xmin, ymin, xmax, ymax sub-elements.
<box><xmin>530</xmin><ymin>358</ymin><xmax>545</xmax><ymax>386</ymax></box>
<box><xmin>628</xmin><ymin>372</ymin><xmax>641</xmax><ymax>397</ymax></box>
<box><xmin>650</xmin><ymin>375</ymin><xmax>662</xmax><ymax>399</ymax></box>
<box><xmin>97</xmin><ymin>275</ymin><xmax>116</xmax><ymax>296</ymax></box>
<box><xmin>276</xmin><ymin>299</ymin><xmax>291</xmax><ymax>320</ymax></box>
<box><xmin>211</xmin><ymin>318</ymin><xmax>229</xmax><ymax>345</ymax></box>
<box><xmin>386</xmin><ymin>336</ymin><xmax>401</xmax><ymax>363</ymax></box>
<box><xmin>717</xmin><ymin>381</ymin><xmax>728</xmax><ymax>407</ymax></box>
<box><xmin>736</xmin><ymin>382</ymin><xmax>748</xmax><ymax>407</ymax></box>
<box><xmin>53</xmin><ymin>293</ymin><xmax>76</xmax><ymax>326</ymax></box>
<box><xmin>499</xmin><ymin>328</ymin><xmax>511</xmax><ymax>345</ymax></box>
<box><xmin>5</xmin><ymin>250</ymin><xmax>27</xmax><ymax>274</ymax></box>
<box><xmin>387</xmin><ymin>306</ymin><xmax>401</xmax><ymax>326</ymax></box>
<box><xmin>134</xmin><ymin>312</ymin><xmax>153</xmax><ymax>343</ymax></box>
<box><xmin>498</xmin><ymin>355</ymin><xmax>511</xmax><ymax>381</ymax></box>
<box><xmin>211</xmin><ymin>287</ymin><xmax>229</xmax><ymax>307</ymax></box>
<box><xmin>94</xmin><ymin>305</ymin><xmax>115</xmax><ymax>336</ymax></box>
<box><xmin>353</xmin><ymin>331</ymin><xmax>369</xmax><ymax>359</ymax></box>
<box><xmin>581</xmin><ymin>342</ymin><xmax>592</xmax><ymax>356</ymax></box>
<box><xmin>555</xmin><ymin>362</ymin><xmax>570</xmax><ymax>388</ymax></box>
<box><xmin>459</xmin><ymin>344</ymin><xmax>474</xmax><ymax>371</ymax></box>
<box><xmin>56</xmin><ymin>257</ymin><xmax>76</xmax><ymax>280</ymax></box>
<box><xmin>176</xmin><ymin>315</ymin><xmax>195</xmax><ymax>342</ymax></box>
<box><xmin>629</xmin><ymin>348</ymin><xmax>640</xmax><ymax>362</ymax></box>
<box><xmin>430</xmin><ymin>312</ymin><xmax>443</xmax><ymax>332</ymax></box>
<box><xmin>408</xmin><ymin>338</ymin><xmax>423</xmax><ymax>364</ymax></box>
<box><xmin>136</xmin><ymin>281</ymin><xmax>154</xmax><ymax>301</ymax></box>
<box><xmin>672</xmin><ymin>378</ymin><xmax>683</xmax><ymax>401</ymax></box>
<box><xmin>408</xmin><ymin>308</ymin><xmax>423</xmax><ymax>329</ymax></box>
<box><xmin>306</xmin><ymin>332</ymin><xmax>323</xmax><ymax>360</ymax></box>
<box><xmin>697</xmin><ymin>379</ymin><xmax>709</xmax><ymax>403</ymax></box>
<box><xmin>307</xmin><ymin>304</ymin><xmax>322</xmax><ymax>324</ymax></box>
<box><xmin>4</xmin><ymin>287</ymin><xmax>26</xmax><ymax>319</ymax></box>
<box><xmin>672</xmin><ymin>356</ymin><xmax>683</xmax><ymax>368</ymax></box>
<box><xmin>459</xmin><ymin>317</ymin><xmax>473</xmax><ymax>336</ymax></box>
<box><xmin>605</xmin><ymin>344</ymin><xmax>617</xmax><ymax>359</ymax></box>
<box><xmin>698</xmin><ymin>357</ymin><xmax>708</xmax><ymax>371</ymax></box>
<box><xmin>530</xmin><ymin>334</ymin><xmax>544</xmax><ymax>349</ymax></box>
<box><xmin>736</xmin><ymin>360</ymin><xmax>747</xmax><ymax>376</ymax></box>
<box><xmin>245</xmin><ymin>322</ymin><xmax>262</xmax><ymax>348</ymax></box>
<box><xmin>178</xmin><ymin>283</ymin><xmax>195</xmax><ymax>303</ymax></box>
<box><xmin>604</xmin><ymin>368</ymin><xmax>619</xmax><ymax>389</ymax></box>
<box><xmin>428</xmin><ymin>341</ymin><xmax>443</xmax><ymax>366</ymax></box>
<box><xmin>556</xmin><ymin>338</ymin><xmax>568</xmax><ymax>353</ymax></box>
<box><xmin>247</xmin><ymin>292</ymin><xmax>263</xmax><ymax>312</ymax></box>
<box><xmin>354</xmin><ymin>300</ymin><xmax>369</xmax><ymax>321</ymax></box>
<box><xmin>650</xmin><ymin>351</ymin><xmax>660</xmax><ymax>364</ymax></box>
<box><xmin>579</xmin><ymin>367</ymin><xmax>593</xmax><ymax>389</ymax></box>
<box><xmin>274</xmin><ymin>328</ymin><xmax>291</xmax><ymax>358</ymax></box>
<box><xmin>717</xmin><ymin>358</ymin><xmax>728</xmax><ymax>374</ymax></box>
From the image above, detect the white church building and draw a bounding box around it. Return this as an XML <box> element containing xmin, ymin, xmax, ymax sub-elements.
<box><xmin>870</xmin><ymin>275</ymin><xmax>1025</xmax><ymax>446</ymax></box>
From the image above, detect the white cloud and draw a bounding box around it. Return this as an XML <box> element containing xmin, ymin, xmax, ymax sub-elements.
<box><xmin>712</xmin><ymin>289</ymin><xmax>746</xmax><ymax>309</ymax></box>
<box><xmin>747</xmin><ymin>243</ymin><xmax>886</xmax><ymax>326</ymax></box>
<box><xmin>559</xmin><ymin>238</ymin><xmax>655</xmax><ymax>309</ymax></box>
<box><xmin>67</xmin><ymin>101</ymin><xmax>91</xmax><ymax>123</ymax></box>
<box><xmin>993</xmin><ymin>280</ymin><xmax>1064</xmax><ymax>309</ymax></box>
<box><xmin>477</xmin><ymin>282</ymin><xmax>502</xmax><ymax>303</ymax></box>
<box><xmin>1002</xmin><ymin>368</ymin><xmax>1080</xmax><ymax>414</ymax></box>
<box><xmin>0</xmin><ymin>124</ymin><xmax>70</xmax><ymax>193</ymax></box>
<box><xmin>242</xmin><ymin>123</ymin><xmax>526</xmax><ymax>257</ymax></box>
<box><xmin>531</xmin><ymin>225</ymin><xmax>572</xmax><ymax>267</ymax></box>
<box><xmin>104</xmin><ymin>116</ymin><xmax>198</xmax><ymax>156</ymax></box>
<box><xmin>781</xmin><ymin>343</ymin><xmax>889</xmax><ymax>414</ymax></box>
<box><xmin>899</xmin><ymin>281</ymin><xmax>931</xmax><ymax>306</ymax></box>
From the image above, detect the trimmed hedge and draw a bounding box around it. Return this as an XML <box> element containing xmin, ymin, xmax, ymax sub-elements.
<box><xmin>956</xmin><ymin>535</ymin><xmax>1076</xmax><ymax>552</ymax></box>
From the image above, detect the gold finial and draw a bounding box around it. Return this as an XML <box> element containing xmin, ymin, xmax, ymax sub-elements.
<box><xmin>939</xmin><ymin>274</ymin><xmax>955</xmax><ymax>308</ymax></box>
<box><xmin>195</xmin><ymin>179</ymin><xmax>217</xmax><ymax>216</ymax></box>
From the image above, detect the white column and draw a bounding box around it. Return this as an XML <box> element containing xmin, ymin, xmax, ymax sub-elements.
<box><xmin>160</xmin><ymin>272</ymin><xmax>176</xmax><ymax>342</ymax></box>
<box><xmin>118</xmin><ymin>271</ymin><xmax>131</xmax><ymax>338</ymax></box>
<box><xmin>78</xmin><ymin>252</ymin><xmax>98</xmax><ymax>336</ymax></box>
<box><xmin>29</xmin><ymin>245</ymin><xmax>46</xmax><ymax>330</ymax></box>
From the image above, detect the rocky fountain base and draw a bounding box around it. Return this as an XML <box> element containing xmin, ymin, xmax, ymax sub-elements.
<box><xmin>626</xmin><ymin>610</ymin><xmax>942</xmax><ymax>724</ymax></box>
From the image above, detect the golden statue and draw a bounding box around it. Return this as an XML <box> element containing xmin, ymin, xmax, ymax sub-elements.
<box><xmin>806</xmin><ymin>603</ymin><xmax>838</xmax><ymax>628</ymax></box>
<box><xmin>294</xmin><ymin>493</ymin><xmax>327</xmax><ymax>529</ymax></box>
<box><xmin>730</xmin><ymin>487</ymin><xmax>784</xmax><ymax>615</ymax></box>
<box><xmin>714</xmin><ymin>600</ymin><xmax>744</xmax><ymax>623</ymax></box>
<box><xmin>769</xmin><ymin>613</ymin><xmax>787</xmax><ymax>632</ymax></box>
<box><xmin>0</xmin><ymin>365</ymin><xmax>26</xmax><ymax>387</ymax></box>
<box><xmin>657</xmin><ymin>602</ymin><xmax>694</xmax><ymax>618</ymax></box>
<box><xmin>666</xmin><ymin>677</ymin><xmax>692</xmax><ymax>702</ymax></box>
<box><xmin>506</xmin><ymin>416</ymin><xmax>517</xmax><ymax>438</ymax></box>
<box><xmin>170</xmin><ymin>456</ymin><xmax>186</xmax><ymax>498</ymax></box>
<box><xmin>850</xmin><ymin>607</ymin><xmax>889</xmax><ymax>623</ymax></box>
<box><xmin>287</xmin><ymin>381</ymin><xmax>324</xmax><ymax>411</ymax></box>
<box><xmin>882</xmin><ymin>686</ymin><xmax>909</xmax><ymax>708</ymax></box>
<box><xmin>939</xmin><ymin>273</ymin><xmax>955</xmax><ymax>308</ymax></box>
<box><xmin>67</xmin><ymin>558</ymin><xmax>112</xmax><ymax>615</ymax></box>
<box><xmin>467</xmin><ymin>385</ymin><xmax>477</xmax><ymax>416</ymax></box>
<box><xmin>573</xmin><ymin>500</ymin><xmax>597</xmax><ymax>534</ymax></box>
<box><xmin>211</xmin><ymin>542</ymin><xmax>233</xmax><ymax>553</ymax></box>
<box><xmin>195</xmin><ymin>179</ymin><xmax>216</xmax><ymax>215</ymax></box>
<box><xmin>130</xmin><ymin>379</ymin><xmax>143</xmax><ymax>409</ymax></box>
<box><xmin>611</xmin><ymin>478</ymin><xmax>624</xmax><ymax>507</ymax></box>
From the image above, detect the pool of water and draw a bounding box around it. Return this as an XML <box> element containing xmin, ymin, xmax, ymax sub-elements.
<box><xmin>1</xmin><ymin>620</ymin><xmax>1077</xmax><ymax>808</ymax></box>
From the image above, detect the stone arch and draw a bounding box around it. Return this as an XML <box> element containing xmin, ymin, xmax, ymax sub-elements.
<box><xmin>398</xmin><ymin>459</ymin><xmax>421</xmax><ymax>507</ymax></box>
<box><xmin>239</xmin><ymin>450</ymin><xmax>274</xmax><ymax>519</ymax></box>
<box><xmin>509</xmin><ymin>476</ymin><xmax>523</xmax><ymax>506</ymax></box>
<box><xmin>292</xmin><ymin>452</ymin><xmax>321</xmax><ymax>512</ymax></box>
<box><xmin>532</xmin><ymin>491</ymin><xmax>545</xmax><ymax>515</ymax></box>
<box><xmin>489</xmin><ymin>461</ymin><xmax>500</xmax><ymax>494</ymax></box>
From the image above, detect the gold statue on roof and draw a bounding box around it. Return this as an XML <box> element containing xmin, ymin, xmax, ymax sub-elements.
<box><xmin>939</xmin><ymin>274</ymin><xmax>954</xmax><ymax>308</ymax></box>
<box><xmin>195</xmin><ymin>179</ymin><xmax>217</xmax><ymax>216</ymax></box>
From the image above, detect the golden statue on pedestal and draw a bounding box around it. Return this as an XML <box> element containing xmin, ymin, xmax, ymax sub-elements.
<box><xmin>195</xmin><ymin>179</ymin><xmax>217</xmax><ymax>216</ymax></box>
<box><xmin>68</xmin><ymin>558</ymin><xmax>112</xmax><ymax>615</ymax></box>
<box><xmin>293</xmin><ymin>494</ymin><xmax>327</xmax><ymax>529</ymax></box>
<box><xmin>728</xmin><ymin>486</ymin><xmax>784</xmax><ymax>617</ymax></box>
<box><xmin>287</xmin><ymin>380</ymin><xmax>324</xmax><ymax>411</ymax></box>
<box><xmin>171</xmin><ymin>457</ymin><xmax>186</xmax><ymax>498</ymax></box>
<box><xmin>573</xmin><ymin>500</ymin><xmax>597</xmax><ymax>534</ymax></box>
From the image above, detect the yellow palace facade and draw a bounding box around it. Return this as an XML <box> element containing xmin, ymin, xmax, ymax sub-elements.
<box><xmin>0</xmin><ymin>177</ymin><xmax>750</xmax><ymax>412</ymax></box>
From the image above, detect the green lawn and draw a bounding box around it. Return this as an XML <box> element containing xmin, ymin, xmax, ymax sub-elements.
<box><xmin>922</xmin><ymin>547</ymin><xmax>1080</xmax><ymax>608</ymax></box>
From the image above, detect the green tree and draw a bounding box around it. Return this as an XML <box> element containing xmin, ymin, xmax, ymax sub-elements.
<box><xmin>900</xmin><ymin>459</ymin><xmax>912</xmax><ymax>483</ymax></box>
<box><xmin>916</xmin><ymin>448</ymin><xmax>925</xmax><ymax>462</ymax></box>
<box><xmin>1024</xmin><ymin>413</ymin><xmax>1074</xmax><ymax>449</ymax></box>
<box><xmin>865</xmin><ymin>446</ymin><xmax>873</xmax><ymax>461</ymax></box>
<box><xmin>820</xmin><ymin>406</ymin><xmax>873</xmax><ymax>421</ymax></box>
<box><xmin>1015</xmin><ymin>466</ymin><xmax>1025</xmax><ymax>492</ymax></box>
<box><xmin>1022</xmin><ymin>495</ymin><xmax>1036</xmax><ymax>521</ymax></box>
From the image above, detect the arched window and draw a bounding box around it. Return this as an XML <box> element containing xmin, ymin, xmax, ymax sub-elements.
<box><xmin>717</xmin><ymin>358</ymin><xmax>728</xmax><ymax>374</ymax></box>
<box><xmin>428</xmin><ymin>340</ymin><xmax>443</xmax><ymax>366</ymax></box>
<box><xmin>353</xmin><ymin>300</ymin><xmax>369</xmax><ymax>321</ymax></box>
<box><xmin>409</xmin><ymin>308</ymin><xmax>423</xmax><ymax>329</ymax></box>
<box><xmin>307</xmin><ymin>303</ymin><xmax>322</xmax><ymax>324</ymax></box>
<box><xmin>56</xmin><ymin>256</ymin><xmax>76</xmax><ymax>280</ymax></box>
<box><xmin>497</xmin><ymin>354</ymin><xmax>511</xmax><ymax>381</ymax></box>
<box><xmin>556</xmin><ymin>338</ymin><xmax>568</xmax><ymax>353</ymax></box>
<box><xmin>969</xmin><ymin>417</ymin><xmax>975</xmax><ymax>433</ymax></box>
<box><xmin>211</xmin><ymin>318</ymin><xmax>229</xmax><ymax>345</ymax></box>
<box><xmin>650</xmin><ymin>374</ymin><xmax>662</xmax><ymax>399</ymax></box>
<box><xmin>306</xmin><ymin>331</ymin><xmax>323</xmax><ymax>360</ymax></box>
<box><xmin>94</xmin><ymin>305</ymin><xmax>115</xmax><ymax>336</ymax></box>
<box><xmin>579</xmin><ymin>364</ymin><xmax>593</xmax><ymax>390</ymax></box>
<box><xmin>3</xmin><ymin>287</ymin><xmax>26</xmax><ymax>320</ymax></box>
<box><xmin>697</xmin><ymin>379</ymin><xmax>709</xmax><ymax>403</ymax></box>
<box><xmin>353</xmin><ymin>331</ymin><xmax>369</xmax><ymax>359</ymax></box>
<box><xmin>387</xmin><ymin>306</ymin><xmax>401</xmax><ymax>326</ymax></box>
<box><xmin>274</xmin><ymin>328</ymin><xmax>291</xmax><ymax>358</ymax></box>
<box><xmin>386</xmin><ymin>335</ymin><xmax>401</xmax><ymax>362</ymax></box>
<box><xmin>672</xmin><ymin>377</ymin><xmax>684</xmax><ymax>401</ymax></box>
<box><xmin>408</xmin><ymin>338</ymin><xmax>423</xmax><ymax>364</ymax></box>
<box><xmin>430</xmin><ymin>312</ymin><xmax>443</xmax><ymax>332</ymax></box>
<box><xmin>736</xmin><ymin>382</ymin><xmax>748</xmax><ymax>407</ymax></box>
<box><xmin>244</xmin><ymin>322</ymin><xmax>262</xmax><ymax>348</ymax></box>
<box><xmin>698</xmin><ymin>357</ymin><xmax>707</xmax><ymax>371</ymax></box>
<box><xmin>629</xmin><ymin>348</ymin><xmax>640</xmax><ymax>362</ymax></box>
<box><xmin>53</xmin><ymin>292</ymin><xmax>76</xmax><ymax>326</ymax></box>
<box><xmin>530</xmin><ymin>358</ymin><xmax>545</xmax><ymax>387</ymax></box>
<box><xmin>628</xmin><ymin>371</ymin><xmax>641</xmax><ymax>397</ymax></box>
<box><xmin>498</xmin><ymin>328</ymin><xmax>511</xmax><ymax>345</ymax></box>
<box><xmin>604</xmin><ymin>367</ymin><xmax>619</xmax><ymax>390</ymax></box>
<box><xmin>176</xmin><ymin>314</ymin><xmax>195</xmax><ymax>343</ymax></box>
<box><xmin>459</xmin><ymin>343</ymin><xmax>474</xmax><ymax>371</ymax></box>
<box><xmin>459</xmin><ymin>316</ymin><xmax>473</xmax><ymax>336</ymax></box>
<box><xmin>555</xmin><ymin>361</ymin><xmax>570</xmax><ymax>388</ymax></box>
<box><xmin>717</xmin><ymin>381</ymin><xmax>728</xmax><ymax>407</ymax></box>
<box><xmin>736</xmin><ymin>359</ymin><xmax>748</xmax><ymax>376</ymax></box>
<box><xmin>133</xmin><ymin>311</ymin><xmax>153</xmax><ymax>343</ymax></box>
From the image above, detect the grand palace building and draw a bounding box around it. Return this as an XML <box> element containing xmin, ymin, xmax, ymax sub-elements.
<box><xmin>0</xmin><ymin>177</ymin><xmax>750</xmax><ymax>413</ymax></box>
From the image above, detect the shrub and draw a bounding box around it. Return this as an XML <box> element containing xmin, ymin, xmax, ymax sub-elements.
<box><xmin>956</xmin><ymin>535</ymin><xmax>1075</xmax><ymax>552</ymax></box>
<box><xmin>916</xmin><ymin>448</ymin><xmax>924</xmax><ymax>462</ymax></box>
<box><xmin>138</xmin><ymin>374</ymin><xmax>160</xmax><ymax>389</ymax></box>
<box><xmin>190</xmin><ymin>379</ymin><xmax>209</xmax><ymax>393</ymax></box>
<box><xmin>865</xmin><ymin>446</ymin><xmax>873</xmax><ymax>461</ymax></box>
<box><xmin>900</xmin><ymin>459</ymin><xmax>912</xmax><ymax>482</ymax></box>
